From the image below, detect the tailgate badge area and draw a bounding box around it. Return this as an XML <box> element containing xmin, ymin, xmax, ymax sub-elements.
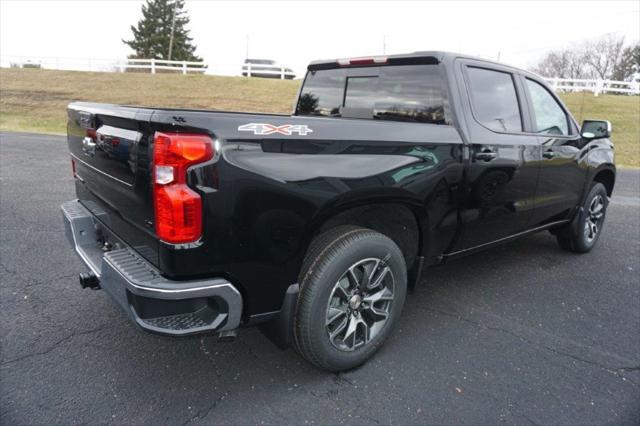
<box><xmin>238</xmin><ymin>123</ymin><xmax>313</xmax><ymax>136</ymax></box>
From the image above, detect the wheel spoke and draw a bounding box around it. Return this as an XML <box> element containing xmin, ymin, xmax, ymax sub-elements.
<box><xmin>360</xmin><ymin>259</ymin><xmax>379</xmax><ymax>290</ymax></box>
<box><xmin>333</xmin><ymin>282</ymin><xmax>350</xmax><ymax>300</ymax></box>
<box><xmin>365</xmin><ymin>304</ymin><xmax>389</xmax><ymax>320</ymax></box>
<box><xmin>359</xmin><ymin>320</ymin><xmax>371</xmax><ymax>345</ymax></box>
<box><xmin>342</xmin><ymin>314</ymin><xmax>359</xmax><ymax>349</ymax></box>
<box><xmin>326</xmin><ymin>307</ymin><xmax>347</xmax><ymax>326</ymax></box>
<box><xmin>363</xmin><ymin>287</ymin><xmax>393</xmax><ymax>305</ymax></box>
<box><xmin>368</xmin><ymin>266</ymin><xmax>390</xmax><ymax>290</ymax></box>
<box><xmin>329</xmin><ymin>315</ymin><xmax>349</xmax><ymax>342</ymax></box>
<box><xmin>591</xmin><ymin>201</ymin><xmax>603</xmax><ymax>215</ymax></box>
<box><xmin>346</xmin><ymin>267</ymin><xmax>360</xmax><ymax>290</ymax></box>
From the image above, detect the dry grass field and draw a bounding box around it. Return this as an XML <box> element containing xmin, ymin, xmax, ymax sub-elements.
<box><xmin>1</xmin><ymin>68</ymin><xmax>638</xmax><ymax>166</ymax></box>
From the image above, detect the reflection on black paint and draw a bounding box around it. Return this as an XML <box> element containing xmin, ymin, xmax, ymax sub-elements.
<box><xmin>472</xmin><ymin>169</ymin><xmax>516</xmax><ymax>219</ymax></box>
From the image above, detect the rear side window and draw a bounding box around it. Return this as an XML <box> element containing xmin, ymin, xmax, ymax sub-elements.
<box><xmin>297</xmin><ymin>65</ymin><xmax>449</xmax><ymax>125</ymax></box>
<box><xmin>297</xmin><ymin>70</ymin><xmax>345</xmax><ymax>117</ymax></box>
<box><xmin>466</xmin><ymin>67</ymin><xmax>522</xmax><ymax>133</ymax></box>
<box><xmin>525</xmin><ymin>79</ymin><xmax>569</xmax><ymax>135</ymax></box>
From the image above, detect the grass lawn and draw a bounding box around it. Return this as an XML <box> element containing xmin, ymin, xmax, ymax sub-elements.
<box><xmin>560</xmin><ymin>92</ymin><xmax>639</xmax><ymax>168</ymax></box>
<box><xmin>1</xmin><ymin>68</ymin><xmax>638</xmax><ymax>166</ymax></box>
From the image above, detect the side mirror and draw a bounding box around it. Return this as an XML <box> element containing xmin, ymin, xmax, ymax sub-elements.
<box><xmin>581</xmin><ymin>120</ymin><xmax>612</xmax><ymax>140</ymax></box>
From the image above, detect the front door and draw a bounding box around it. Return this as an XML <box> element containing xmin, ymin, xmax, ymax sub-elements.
<box><xmin>522</xmin><ymin>77</ymin><xmax>586</xmax><ymax>226</ymax></box>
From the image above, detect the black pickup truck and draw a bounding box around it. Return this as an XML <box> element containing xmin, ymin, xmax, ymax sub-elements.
<box><xmin>62</xmin><ymin>51</ymin><xmax>615</xmax><ymax>372</ymax></box>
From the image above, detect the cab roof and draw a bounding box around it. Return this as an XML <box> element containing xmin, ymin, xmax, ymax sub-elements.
<box><xmin>307</xmin><ymin>50</ymin><xmax>528</xmax><ymax>75</ymax></box>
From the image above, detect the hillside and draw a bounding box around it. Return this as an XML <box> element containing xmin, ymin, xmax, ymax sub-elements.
<box><xmin>1</xmin><ymin>68</ymin><xmax>638</xmax><ymax>166</ymax></box>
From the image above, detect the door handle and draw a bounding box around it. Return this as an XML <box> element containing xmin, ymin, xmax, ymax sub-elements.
<box><xmin>542</xmin><ymin>150</ymin><xmax>556</xmax><ymax>159</ymax></box>
<box><xmin>473</xmin><ymin>150</ymin><xmax>497</xmax><ymax>161</ymax></box>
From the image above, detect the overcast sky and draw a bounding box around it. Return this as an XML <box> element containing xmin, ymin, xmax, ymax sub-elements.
<box><xmin>1</xmin><ymin>0</ymin><xmax>639</xmax><ymax>76</ymax></box>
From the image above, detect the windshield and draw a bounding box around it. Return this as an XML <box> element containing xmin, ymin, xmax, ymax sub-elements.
<box><xmin>296</xmin><ymin>65</ymin><xmax>449</xmax><ymax>125</ymax></box>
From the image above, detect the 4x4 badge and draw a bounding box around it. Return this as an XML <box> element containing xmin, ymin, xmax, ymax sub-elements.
<box><xmin>238</xmin><ymin>123</ymin><xmax>313</xmax><ymax>136</ymax></box>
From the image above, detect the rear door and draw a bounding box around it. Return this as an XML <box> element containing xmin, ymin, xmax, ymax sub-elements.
<box><xmin>453</xmin><ymin>60</ymin><xmax>541</xmax><ymax>250</ymax></box>
<box><xmin>520</xmin><ymin>77</ymin><xmax>586</xmax><ymax>226</ymax></box>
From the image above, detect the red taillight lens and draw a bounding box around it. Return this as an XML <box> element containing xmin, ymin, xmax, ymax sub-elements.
<box><xmin>152</xmin><ymin>132</ymin><xmax>214</xmax><ymax>244</ymax></box>
<box><xmin>71</xmin><ymin>158</ymin><xmax>76</xmax><ymax>176</ymax></box>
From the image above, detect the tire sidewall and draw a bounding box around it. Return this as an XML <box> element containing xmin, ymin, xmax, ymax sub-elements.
<box><xmin>300</xmin><ymin>232</ymin><xmax>407</xmax><ymax>371</ymax></box>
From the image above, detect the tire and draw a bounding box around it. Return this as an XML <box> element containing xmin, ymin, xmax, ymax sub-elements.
<box><xmin>293</xmin><ymin>226</ymin><xmax>407</xmax><ymax>372</ymax></box>
<box><xmin>556</xmin><ymin>182</ymin><xmax>608</xmax><ymax>253</ymax></box>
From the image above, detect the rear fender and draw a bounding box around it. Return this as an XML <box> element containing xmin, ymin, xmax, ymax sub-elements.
<box><xmin>307</xmin><ymin>188</ymin><xmax>429</xmax><ymax>265</ymax></box>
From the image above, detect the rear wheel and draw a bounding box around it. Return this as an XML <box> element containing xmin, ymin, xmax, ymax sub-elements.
<box><xmin>293</xmin><ymin>226</ymin><xmax>407</xmax><ymax>372</ymax></box>
<box><xmin>556</xmin><ymin>182</ymin><xmax>608</xmax><ymax>253</ymax></box>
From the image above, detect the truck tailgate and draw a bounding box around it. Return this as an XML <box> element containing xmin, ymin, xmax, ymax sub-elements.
<box><xmin>67</xmin><ymin>103</ymin><xmax>159</xmax><ymax>266</ymax></box>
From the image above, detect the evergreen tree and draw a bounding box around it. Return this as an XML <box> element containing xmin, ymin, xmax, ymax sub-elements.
<box><xmin>123</xmin><ymin>0</ymin><xmax>202</xmax><ymax>62</ymax></box>
<box><xmin>612</xmin><ymin>44</ymin><xmax>640</xmax><ymax>81</ymax></box>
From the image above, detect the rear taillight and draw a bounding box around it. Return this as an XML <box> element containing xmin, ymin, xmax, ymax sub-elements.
<box><xmin>152</xmin><ymin>132</ymin><xmax>214</xmax><ymax>244</ymax></box>
<box><xmin>71</xmin><ymin>158</ymin><xmax>76</xmax><ymax>177</ymax></box>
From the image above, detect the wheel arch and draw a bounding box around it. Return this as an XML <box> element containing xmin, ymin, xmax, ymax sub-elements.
<box><xmin>591</xmin><ymin>166</ymin><xmax>616</xmax><ymax>197</ymax></box>
<box><xmin>306</xmin><ymin>192</ymin><xmax>428</xmax><ymax>271</ymax></box>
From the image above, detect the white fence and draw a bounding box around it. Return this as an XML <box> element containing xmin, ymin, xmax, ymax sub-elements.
<box><xmin>123</xmin><ymin>58</ymin><xmax>207</xmax><ymax>74</ymax></box>
<box><xmin>2</xmin><ymin>55</ymin><xmax>639</xmax><ymax>93</ymax></box>
<box><xmin>546</xmin><ymin>77</ymin><xmax>640</xmax><ymax>96</ymax></box>
<box><xmin>0</xmin><ymin>55</ymin><xmax>239</xmax><ymax>76</ymax></box>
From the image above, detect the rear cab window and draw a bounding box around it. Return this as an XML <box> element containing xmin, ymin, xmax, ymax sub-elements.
<box><xmin>296</xmin><ymin>64</ymin><xmax>450</xmax><ymax>125</ymax></box>
<box><xmin>465</xmin><ymin>66</ymin><xmax>523</xmax><ymax>133</ymax></box>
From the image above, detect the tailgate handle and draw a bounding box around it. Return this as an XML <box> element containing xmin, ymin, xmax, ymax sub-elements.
<box><xmin>82</xmin><ymin>137</ymin><xmax>96</xmax><ymax>157</ymax></box>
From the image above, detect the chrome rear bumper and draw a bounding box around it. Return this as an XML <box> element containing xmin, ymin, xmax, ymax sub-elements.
<box><xmin>62</xmin><ymin>199</ymin><xmax>243</xmax><ymax>336</ymax></box>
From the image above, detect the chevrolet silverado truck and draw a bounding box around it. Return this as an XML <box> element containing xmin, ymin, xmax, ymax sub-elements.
<box><xmin>62</xmin><ymin>51</ymin><xmax>615</xmax><ymax>372</ymax></box>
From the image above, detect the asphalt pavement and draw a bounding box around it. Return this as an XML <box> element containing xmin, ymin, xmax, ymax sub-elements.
<box><xmin>1</xmin><ymin>131</ymin><xmax>639</xmax><ymax>425</ymax></box>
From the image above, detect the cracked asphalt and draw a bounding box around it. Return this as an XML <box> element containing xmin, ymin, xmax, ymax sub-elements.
<box><xmin>1</xmin><ymin>131</ymin><xmax>639</xmax><ymax>425</ymax></box>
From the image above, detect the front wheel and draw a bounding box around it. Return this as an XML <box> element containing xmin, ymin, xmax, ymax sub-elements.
<box><xmin>293</xmin><ymin>226</ymin><xmax>407</xmax><ymax>372</ymax></box>
<box><xmin>556</xmin><ymin>182</ymin><xmax>608</xmax><ymax>253</ymax></box>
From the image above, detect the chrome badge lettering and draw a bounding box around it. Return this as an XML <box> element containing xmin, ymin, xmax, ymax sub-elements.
<box><xmin>238</xmin><ymin>123</ymin><xmax>313</xmax><ymax>136</ymax></box>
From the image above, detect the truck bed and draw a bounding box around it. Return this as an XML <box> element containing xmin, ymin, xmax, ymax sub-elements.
<box><xmin>67</xmin><ymin>101</ymin><xmax>464</xmax><ymax>317</ymax></box>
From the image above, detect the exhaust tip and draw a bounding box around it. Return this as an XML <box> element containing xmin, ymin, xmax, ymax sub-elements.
<box><xmin>79</xmin><ymin>272</ymin><xmax>100</xmax><ymax>289</ymax></box>
<box><xmin>217</xmin><ymin>330</ymin><xmax>237</xmax><ymax>343</ymax></box>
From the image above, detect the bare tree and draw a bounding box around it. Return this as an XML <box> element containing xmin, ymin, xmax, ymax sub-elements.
<box><xmin>532</xmin><ymin>49</ymin><xmax>588</xmax><ymax>78</ymax></box>
<box><xmin>583</xmin><ymin>34</ymin><xmax>625</xmax><ymax>80</ymax></box>
<box><xmin>531</xmin><ymin>34</ymin><xmax>637</xmax><ymax>81</ymax></box>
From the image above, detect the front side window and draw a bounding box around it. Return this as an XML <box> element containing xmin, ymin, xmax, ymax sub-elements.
<box><xmin>466</xmin><ymin>67</ymin><xmax>522</xmax><ymax>133</ymax></box>
<box><xmin>526</xmin><ymin>79</ymin><xmax>569</xmax><ymax>135</ymax></box>
<box><xmin>297</xmin><ymin>65</ymin><xmax>449</xmax><ymax>125</ymax></box>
